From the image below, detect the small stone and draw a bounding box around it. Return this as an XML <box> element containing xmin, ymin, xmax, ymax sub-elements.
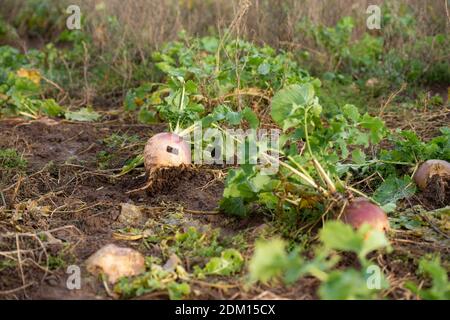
<box><xmin>46</xmin><ymin>276</ymin><xmax>59</xmax><ymax>287</ymax></box>
<box><xmin>118</xmin><ymin>203</ymin><xmax>143</xmax><ymax>225</ymax></box>
<box><xmin>86</xmin><ymin>244</ymin><xmax>145</xmax><ymax>283</ymax></box>
<box><xmin>163</xmin><ymin>254</ymin><xmax>181</xmax><ymax>271</ymax></box>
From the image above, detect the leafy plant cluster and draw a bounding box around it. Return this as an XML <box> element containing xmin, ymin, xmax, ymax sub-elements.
<box><xmin>114</xmin><ymin>221</ymin><xmax>245</xmax><ymax>300</ymax></box>
<box><xmin>0</xmin><ymin>46</ymin><xmax>101</xmax><ymax>121</ymax></box>
<box><xmin>406</xmin><ymin>255</ymin><xmax>450</xmax><ymax>300</ymax></box>
<box><xmin>218</xmin><ymin>80</ymin><xmax>449</xmax><ymax>219</ymax></box>
<box><xmin>298</xmin><ymin>9</ymin><xmax>449</xmax><ymax>87</ymax></box>
<box><xmin>249</xmin><ymin>220</ymin><xmax>391</xmax><ymax>299</ymax></box>
<box><xmin>124</xmin><ymin>34</ymin><xmax>318</xmax><ymax>128</ymax></box>
<box><xmin>114</xmin><ymin>257</ymin><xmax>191</xmax><ymax>300</ymax></box>
<box><xmin>0</xmin><ymin>148</ymin><xmax>27</xmax><ymax>170</ymax></box>
<box><xmin>219</xmin><ymin>83</ymin><xmax>389</xmax><ymax>218</ymax></box>
<box><xmin>249</xmin><ymin>220</ymin><xmax>449</xmax><ymax>300</ymax></box>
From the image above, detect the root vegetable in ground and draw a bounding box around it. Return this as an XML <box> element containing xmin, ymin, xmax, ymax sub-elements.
<box><xmin>413</xmin><ymin>160</ymin><xmax>450</xmax><ymax>190</ymax></box>
<box><xmin>340</xmin><ymin>197</ymin><xmax>389</xmax><ymax>233</ymax></box>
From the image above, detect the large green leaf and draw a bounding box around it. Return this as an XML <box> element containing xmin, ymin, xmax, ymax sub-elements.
<box><xmin>373</xmin><ymin>175</ymin><xmax>416</xmax><ymax>211</ymax></box>
<box><xmin>319</xmin><ymin>221</ymin><xmax>391</xmax><ymax>263</ymax></box>
<box><xmin>405</xmin><ymin>256</ymin><xmax>450</xmax><ymax>300</ymax></box>
<box><xmin>319</xmin><ymin>269</ymin><xmax>380</xmax><ymax>300</ymax></box>
<box><xmin>196</xmin><ymin>249</ymin><xmax>244</xmax><ymax>277</ymax></box>
<box><xmin>270</xmin><ymin>83</ymin><xmax>317</xmax><ymax>131</ymax></box>
<box><xmin>248</xmin><ymin>238</ymin><xmax>289</xmax><ymax>284</ymax></box>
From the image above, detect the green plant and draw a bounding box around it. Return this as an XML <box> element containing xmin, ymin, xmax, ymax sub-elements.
<box><xmin>125</xmin><ymin>35</ymin><xmax>317</xmax><ymax>126</ymax></box>
<box><xmin>114</xmin><ymin>262</ymin><xmax>190</xmax><ymax>300</ymax></box>
<box><xmin>13</xmin><ymin>0</ymin><xmax>66</xmax><ymax>39</ymax></box>
<box><xmin>0</xmin><ymin>148</ymin><xmax>27</xmax><ymax>170</ymax></box>
<box><xmin>47</xmin><ymin>254</ymin><xmax>66</xmax><ymax>270</ymax></box>
<box><xmin>380</xmin><ymin>128</ymin><xmax>450</xmax><ymax>164</ymax></box>
<box><xmin>405</xmin><ymin>255</ymin><xmax>450</xmax><ymax>300</ymax></box>
<box><xmin>194</xmin><ymin>249</ymin><xmax>244</xmax><ymax>278</ymax></box>
<box><xmin>172</xmin><ymin>226</ymin><xmax>223</xmax><ymax>259</ymax></box>
<box><xmin>220</xmin><ymin>84</ymin><xmax>388</xmax><ymax>221</ymax></box>
<box><xmin>248</xmin><ymin>221</ymin><xmax>391</xmax><ymax>299</ymax></box>
<box><xmin>297</xmin><ymin>17</ymin><xmax>382</xmax><ymax>77</ymax></box>
<box><xmin>103</xmin><ymin>133</ymin><xmax>140</xmax><ymax>149</ymax></box>
<box><xmin>96</xmin><ymin>151</ymin><xmax>112</xmax><ymax>170</ymax></box>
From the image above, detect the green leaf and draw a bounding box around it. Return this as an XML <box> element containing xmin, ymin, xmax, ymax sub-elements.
<box><xmin>248</xmin><ymin>238</ymin><xmax>288</xmax><ymax>284</ymax></box>
<box><xmin>40</xmin><ymin>99</ymin><xmax>65</xmax><ymax>117</ymax></box>
<box><xmin>242</xmin><ymin>107</ymin><xmax>260</xmax><ymax>129</ymax></box>
<box><xmin>319</xmin><ymin>221</ymin><xmax>390</xmax><ymax>263</ymax></box>
<box><xmin>405</xmin><ymin>255</ymin><xmax>450</xmax><ymax>300</ymax></box>
<box><xmin>257</xmin><ymin>63</ymin><xmax>270</xmax><ymax>75</ymax></box>
<box><xmin>373</xmin><ymin>175</ymin><xmax>416</xmax><ymax>207</ymax></box>
<box><xmin>219</xmin><ymin>197</ymin><xmax>247</xmax><ymax>217</ymax></box>
<box><xmin>342</xmin><ymin>104</ymin><xmax>360</xmax><ymax>123</ymax></box>
<box><xmin>249</xmin><ymin>173</ymin><xmax>273</xmax><ymax>193</ymax></box>
<box><xmin>225</xmin><ymin>110</ymin><xmax>242</xmax><ymax>125</ymax></box>
<box><xmin>200</xmin><ymin>36</ymin><xmax>219</xmax><ymax>53</ymax></box>
<box><xmin>117</xmin><ymin>154</ymin><xmax>144</xmax><ymax>177</ymax></box>
<box><xmin>360</xmin><ymin>113</ymin><xmax>386</xmax><ymax>144</ymax></box>
<box><xmin>320</xmin><ymin>222</ymin><xmax>363</xmax><ymax>253</ymax></box>
<box><xmin>197</xmin><ymin>249</ymin><xmax>244</xmax><ymax>276</ymax></box>
<box><xmin>184</xmin><ymin>80</ymin><xmax>198</xmax><ymax>94</ymax></box>
<box><xmin>138</xmin><ymin>107</ymin><xmax>159</xmax><ymax>124</ymax></box>
<box><xmin>186</xmin><ymin>103</ymin><xmax>205</xmax><ymax>113</ymax></box>
<box><xmin>270</xmin><ymin>83</ymin><xmax>317</xmax><ymax>131</ymax></box>
<box><xmin>360</xmin><ymin>227</ymin><xmax>391</xmax><ymax>259</ymax></box>
<box><xmin>319</xmin><ymin>269</ymin><xmax>380</xmax><ymax>300</ymax></box>
<box><xmin>167</xmin><ymin>282</ymin><xmax>191</xmax><ymax>300</ymax></box>
<box><xmin>65</xmin><ymin>107</ymin><xmax>101</xmax><ymax>122</ymax></box>
<box><xmin>124</xmin><ymin>83</ymin><xmax>153</xmax><ymax>111</ymax></box>
<box><xmin>351</xmin><ymin>149</ymin><xmax>366</xmax><ymax>164</ymax></box>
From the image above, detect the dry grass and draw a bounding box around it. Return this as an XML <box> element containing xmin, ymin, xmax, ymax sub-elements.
<box><xmin>80</xmin><ymin>0</ymin><xmax>448</xmax><ymax>52</ymax></box>
<box><xmin>2</xmin><ymin>0</ymin><xmax>447</xmax><ymax>50</ymax></box>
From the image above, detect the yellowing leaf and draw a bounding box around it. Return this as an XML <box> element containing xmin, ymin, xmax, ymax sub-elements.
<box><xmin>112</xmin><ymin>232</ymin><xmax>143</xmax><ymax>241</ymax></box>
<box><xmin>16</xmin><ymin>68</ymin><xmax>41</xmax><ymax>85</ymax></box>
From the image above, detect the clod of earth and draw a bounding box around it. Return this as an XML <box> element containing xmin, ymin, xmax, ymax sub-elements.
<box><xmin>341</xmin><ymin>197</ymin><xmax>389</xmax><ymax>233</ymax></box>
<box><xmin>86</xmin><ymin>244</ymin><xmax>146</xmax><ymax>284</ymax></box>
<box><xmin>413</xmin><ymin>159</ymin><xmax>450</xmax><ymax>190</ymax></box>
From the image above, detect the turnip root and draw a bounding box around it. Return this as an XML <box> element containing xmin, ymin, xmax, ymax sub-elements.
<box><xmin>144</xmin><ymin>132</ymin><xmax>191</xmax><ymax>173</ymax></box>
<box><xmin>341</xmin><ymin>197</ymin><xmax>389</xmax><ymax>232</ymax></box>
<box><xmin>413</xmin><ymin>160</ymin><xmax>450</xmax><ymax>190</ymax></box>
<box><xmin>142</xmin><ymin>132</ymin><xmax>192</xmax><ymax>192</ymax></box>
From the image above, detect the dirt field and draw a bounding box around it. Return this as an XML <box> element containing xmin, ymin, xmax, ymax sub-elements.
<box><xmin>0</xmin><ymin>113</ymin><xmax>448</xmax><ymax>300</ymax></box>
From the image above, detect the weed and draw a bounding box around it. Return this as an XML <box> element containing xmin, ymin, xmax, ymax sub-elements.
<box><xmin>0</xmin><ymin>148</ymin><xmax>27</xmax><ymax>170</ymax></box>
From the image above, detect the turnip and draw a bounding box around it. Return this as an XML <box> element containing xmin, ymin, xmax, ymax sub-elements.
<box><xmin>139</xmin><ymin>132</ymin><xmax>192</xmax><ymax>192</ymax></box>
<box><xmin>341</xmin><ymin>197</ymin><xmax>389</xmax><ymax>232</ymax></box>
<box><xmin>143</xmin><ymin>132</ymin><xmax>191</xmax><ymax>173</ymax></box>
<box><xmin>413</xmin><ymin>159</ymin><xmax>450</xmax><ymax>190</ymax></box>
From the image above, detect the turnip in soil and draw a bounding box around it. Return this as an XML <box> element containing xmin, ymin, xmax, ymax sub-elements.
<box><xmin>413</xmin><ymin>159</ymin><xmax>450</xmax><ymax>190</ymax></box>
<box><xmin>142</xmin><ymin>132</ymin><xmax>192</xmax><ymax>192</ymax></box>
<box><xmin>143</xmin><ymin>132</ymin><xmax>191</xmax><ymax>172</ymax></box>
<box><xmin>341</xmin><ymin>197</ymin><xmax>389</xmax><ymax>232</ymax></box>
<box><xmin>138</xmin><ymin>76</ymin><xmax>195</xmax><ymax>192</ymax></box>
